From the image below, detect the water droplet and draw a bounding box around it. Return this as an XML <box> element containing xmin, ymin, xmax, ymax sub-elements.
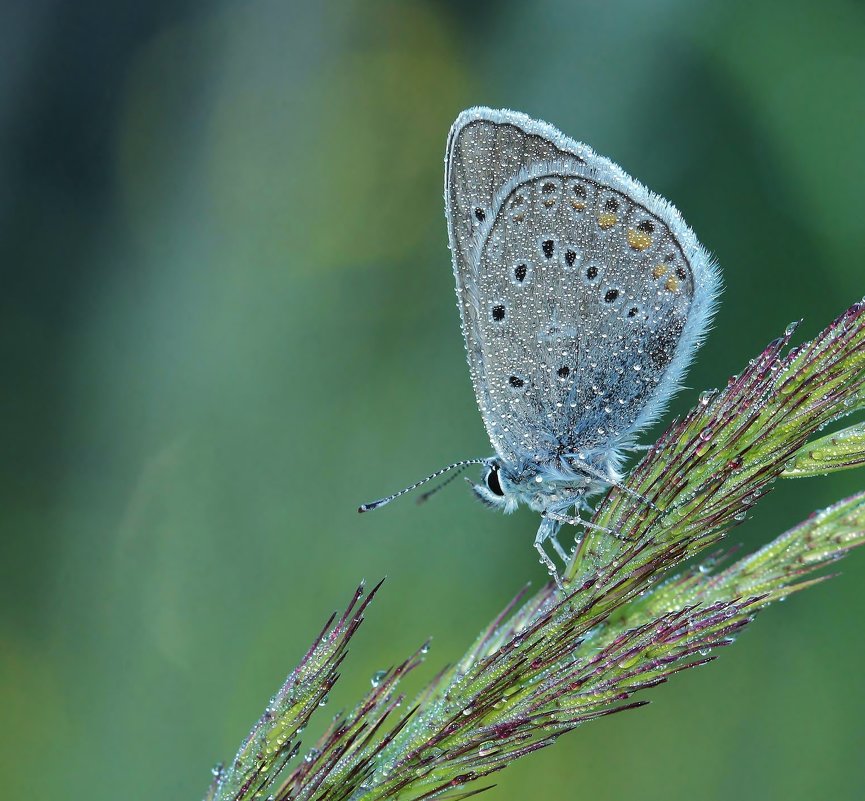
<box><xmin>698</xmin><ymin>389</ymin><xmax>717</xmax><ymax>406</ymax></box>
<box><xmin>370</xmin><ymin>670</ymin><xmax>388</xmax><ymax>688</ymax></box>
<box><xmin>318</xmin><ymin>694</ymin><xmax>329</xmax><ymax>707</ymax></box>
<box><xmin>462</xmin><ymin>706</ymin><xmax>474</xmax><ymax>716</ymax></box>
<box><xmin>478</xmin><ymin>741</ymin><xmax>502</xmax><ymax>757</ymax></box>
<box><xmin>421</xmin><ymin>746</ymin><xmax>444</xmax><ymax>761</ymax></box>
<box><xmin>304</xmin><ymin>747</ymin><xmax>321</xmax><ymax>764</ymax></box>
<box><xmin>733</xmin><ymin>511</ymin><xmax>746</xmax><ymax>521</ymax></box>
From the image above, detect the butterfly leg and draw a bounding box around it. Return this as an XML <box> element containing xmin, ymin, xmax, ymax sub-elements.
<box><xmin>534</xmin><ymin>516</ymin><xmax>565</xmax><ymax>590</ymax></box>
<box><xmin>568</xmin><ymin>457</ymin><xmax>658</xmax><ymax>511</ymax></box>
<box><xmin>543</xmin><ymin>509</ymin><xmax>613</xmax><ymax>535</ymax></box>
<box><xmin>548</xmin><ymin>530</ymin><xmax>572</xmax><ymax>562</ymax></box>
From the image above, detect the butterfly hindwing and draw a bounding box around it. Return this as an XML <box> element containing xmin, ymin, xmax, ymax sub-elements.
<box><xmin>445</xmin><ymin>108</ymin><xmax>719</xmax><ymax>469</ymax></box>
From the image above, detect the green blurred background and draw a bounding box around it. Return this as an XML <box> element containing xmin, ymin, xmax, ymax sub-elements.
<box><xmin>3</xmin><ymin>0</ymin><xmax>865</xmax><ymax>798</ymax></box>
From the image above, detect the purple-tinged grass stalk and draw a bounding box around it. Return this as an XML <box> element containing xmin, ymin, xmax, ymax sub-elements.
<box><xmin>205</xmin><ymin>298</ymin><xmax>865</xmax><ymax>801</ymax></box>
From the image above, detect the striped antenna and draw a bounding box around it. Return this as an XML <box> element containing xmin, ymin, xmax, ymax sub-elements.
<box><xmin>416</xmin><ymin>461</ymin><xmax>473</xmax><ymax>505</ymax></box>
<box><xmin>358</xmin><ymin>459</ymin><xmax>487</xmax><ymax>513</ymax></box>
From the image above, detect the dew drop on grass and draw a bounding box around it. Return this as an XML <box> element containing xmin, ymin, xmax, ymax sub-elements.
<box><xmin>478</xmin><ymin>741</ymin><xmax>502</xmax><ymax>757</ymax></box>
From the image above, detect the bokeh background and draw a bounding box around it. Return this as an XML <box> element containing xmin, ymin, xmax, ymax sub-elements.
<box><xmin>3</xmin><ymin>1</ymin><xmax>865</xmax><ymax>798</ymax></box>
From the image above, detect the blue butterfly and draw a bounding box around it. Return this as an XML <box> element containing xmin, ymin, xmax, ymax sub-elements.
<box><xmin>361</xmin><ymin>108</ymin><xmax>719</xmax><ymax>584</ymax></box>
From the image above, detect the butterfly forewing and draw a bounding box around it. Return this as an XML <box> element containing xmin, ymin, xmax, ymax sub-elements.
<box><xmin>445</xmin><ymin>109</ymin><xmax>718</xmax><ymax>468</ymax></box>
<box><xmin>445</xmin><ymin>114</ymin><xmax>586</xmax><ymax>264</ymax></box>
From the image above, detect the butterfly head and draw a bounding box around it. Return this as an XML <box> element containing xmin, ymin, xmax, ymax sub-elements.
<box><xmin>470</xmin><ymin>454</ymin><xmax>610</xmax><ymax>515</ymax></box>
<box><xmin>469</xmin><ymin>458</ymin><xmax>519</xmax><ymax>512</ymax></box>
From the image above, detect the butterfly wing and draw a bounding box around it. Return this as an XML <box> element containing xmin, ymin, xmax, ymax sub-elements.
<box><xmin>445</xmin><ymin>108</ymin><xmax>719</xmax><ymax>469</ymax></box>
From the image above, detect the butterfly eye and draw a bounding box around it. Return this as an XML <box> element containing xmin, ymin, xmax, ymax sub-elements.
<box><xmin>485</xmin><ymin>465</ymin><xmax>505</xmax><ymax>497</ymax></box>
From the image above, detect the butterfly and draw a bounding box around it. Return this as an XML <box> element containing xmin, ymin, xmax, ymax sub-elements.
<box><xmin>360</xmin><ymin>108</ymin><xmax>719</xmax><ymax>585</ymax></box>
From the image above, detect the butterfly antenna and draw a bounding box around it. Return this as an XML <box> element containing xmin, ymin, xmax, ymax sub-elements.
<box><xmin>358</xmin><ymin>459</ymin><xmax>487</xmax><ymax>513</ymax></box>
<box><xmin>416</xmin><ymin>462</ymin><xmax>471</xmax><ymax>505</ymax></box>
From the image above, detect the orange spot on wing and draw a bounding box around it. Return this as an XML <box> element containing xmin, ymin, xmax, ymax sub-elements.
<box><xmin>627</xmin><ymin>228</ymin><xmax>653</xmax><ymax>251</ymax></box>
